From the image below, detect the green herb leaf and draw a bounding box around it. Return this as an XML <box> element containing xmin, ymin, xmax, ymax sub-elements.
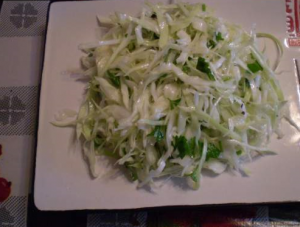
<box><xmin>222</xmin><ymin>76</ymin><xmax>232</xmax><ymax>82</ymax></box>
<box><xmin>94</xmin><ymin>135</ymin><xmax>104</xmax><ymax>148</ymax></box>
<box><xmin>159</xmin><ymin>73</ymin><xmax>168</xmax><ymax>80</ymax></box>
<box><xmin>182</xmin><ymin>64</ymin><xmax>191</xmax><ymax>74</ymax></box>
<box><xmin>148</xmin><ymin>126</ymin><xmax>165</xmax><ymax>142</ymax></box>
<box><xmin>173</xmin><ymin>138</ymin><xmax>221</xmax><ymax>160</ymax></box>
<box><xmin>196</xmin><ymin>57</ymin><xmax>215</xmax><ymax>81</ymax></box>
<box><xmin>218</xmin><ymin>141</ymin><xmax>223</xmax><ymax>152</ymax></box>
<box><xmin>198</xmin><ymin>141</ymin><xmax>204</xmax><ymax>156</ymax></box>
<box><xmin>236</xmin><ymin>150</ymin><xmax>243</xmax><ymax>156</ymax></box>
<box><xmin>186</xmin><ymin>24</ymin><xmax>197</xmax><ymax>39</ymax></box>
<box><xmin>247</xmin><ymin>60</ymin><xmax>263</xmax><ymax>73</ymax></box>
<box><xmin>173</xmin><ymin>135</ymin><xmax>194</xmax><ymax>158</ymax></box>
<box><xmin>172</xmin><ymin>136</ymin><xmax>196</xmax><ymax>158</ymax></box>
<box><xmin>191</xmin><ymin>165</ymin><xmax>199</xmax><ymax>182</ymax></box>
<box><xmin>206</xmin><ymin>143</ymin><xmax>222</xmax><ymax>161</ymax></box>
<box><xmin>169</xmin><ymin>98</ymin><xmax>181</xmax><ymax>110</ymax></box>
<box><xmin>207</xmin><ymin>40</ymin><xmax>216</xmax><ymax>49</ymax></box>
<box><xmin>156</xmin><ymin>73</ymin><xmax>168</xmax><ymax>85</ymax></box>
<box><xmin>100</xmin><ymin>149</ymin><xmax>119</xmax><ymax>158</ymax></box>
<box><xmin>245</xmin><ymin>78</ymin><xmax>251</xmax><ymax>89</ymax></box>
<box><xmin>216</xmin><ymin>32</ymin><xmax>224</xmax><ymax>41</ymax></box>
<box><xmin>189</xmin><ymin>137</ymin><xmax>196</xmax><ymax>156</ymax></box>
<box><xmin>142</xmin><ymin>28</ymin><xmax>159</xmax><ymax>40</ymax></box>
<box><xmin>202</xmin><ymin>4</ymin><xmax>206</xmax><ymax>12</ymax></box>
<box><xmin>107</xmin><ymin>70</ymin><xmax>121</xmax><ymax>88</ymax></box>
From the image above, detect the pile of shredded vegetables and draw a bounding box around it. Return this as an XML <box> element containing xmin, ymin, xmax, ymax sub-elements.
<box><xmin>54</xmin><ymin>2</ymin><xmax>287</xmax><ymax>189</ymax></box>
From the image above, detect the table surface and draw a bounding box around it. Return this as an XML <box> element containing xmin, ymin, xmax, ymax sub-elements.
<box><xmin>1</xmin><ymin>0</ymin><xmax>300</xmax><ymax>226</ymax></box>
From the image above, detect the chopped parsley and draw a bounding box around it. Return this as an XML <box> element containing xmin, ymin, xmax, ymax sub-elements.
<box><xmin>247</xmin><ymin>60</ymin><xmax>263</xmax><ymax>73</ymax></box>
<box><xmin>236</xmin><ymin>150</ymin><xmax>243</xmax><ymax>156</ymax></box>
<box><xmin>182</xmin><ymin>64</ymin><xmax>191</xmax><ymax>74</ymax></box>
<box><xmin>197</xmin><ymin>141</ymin><xmax>222</xmax><ymax>161</ymax></box>
<box><xmin>94</xmin><ymin>135</ymin><xmax>104</xmax><ymax>148</ymax></box>
<box><xmin>245</xmin><ymin>78</ymin><xmax>251</xmax><ymax>88</ymax></box>
<box><xmin>196</xmin><ymin>57</ymin><xmax>215</xmax><ymax>81</ymax></box>
<box><xmin>156</xmin><ymin>73</ymin><xmax>168</xmax><ymax>85</ymax></box>
<box><xmin>205</xmin><ymin>143</ymin><xmax>222</xmax><ymax>161</ymax></box>
<box><xmin>107</xmin><ymin>70</ymin><xmax>121</xmax><ymax>88</ymax></box>
<box><xmin>207</xmin><ymin>39</ymin><xmax>216</xmax><ymax>49</ymax></box>
<box><xmin>169</xmin><ymin>98</ymin><xmax>181</xmax><ymax>110</ymax></box>
<box><xmin>172</xmin><ymin>136</ymin><xmax>196</xmax><ymax>158</ymax></box>
<box><xmin>148</xmin><ymin>126</ymin><xmax>165</xmax><ymax>142</ymax></box>
<box><xmin>216</xmin><ymin>32</ymin><xmax>224</xmax><ymax>41</ymax></box>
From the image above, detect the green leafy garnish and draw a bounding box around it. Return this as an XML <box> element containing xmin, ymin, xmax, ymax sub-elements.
<box><xmin>216</xmin><ymin>32</ymin><xmax>224</xmax><ymax>41</ymax></box>
<box><xmin>191</xmin><ymin>165</ymin><xmax>199</xmax><ymax>182</ymax></box>
<box><xmin>222</xmin><ymin>76</ymin><xmax>232</xmax><ymax>82</ymax></box>
<box><xmin>207</xmin><ymin>33</ymin><xmax>223</xmax><ymax>48</ymax></box>
<box><xmin>202</xmin><ymin>4</ymin><xmax>206</xmax><ymax>12</ymax></box>
<box><xmin>172</xmin><ymin>136</ymin><xmax>196</xmax><ymax>158</ymax></box>
<box><xmin>107</xmin><ymin>70</ymin><xmax>121</xmax><ymax>88</ymax></box>
<box><xmin>206</xmin><ymin>143</ymin><xmax>222</xmax><ymax>161</ymax></box>
<box><xmin>148</xmin><ymin>126</ymin><xmax>165</xmax><ymax>142</ymax></box>
<box><xmin>169</xmin><ymin>98</ymin><xmax>181</xmax><ymax>110</ymax></box>
<box><xmin>189</xmin><ymin>137</ymin><xmax>196</xmax><ymax>156</ymax></box>
<box><xmin>186</xmin><ymin>25</ymin><xmax>197</xmax><ymax>39</ymax></box>
<box><xmin>207</xmin><ymin>40</ymin><xmax>216</xmax><ymax>49</ymax></box>
<box><xmin>236</xmin><ymin>150</ymin><xmax>243</xmax><ymax>156</ymax></box>
<box><xmin>156</xmin><ymin>73</ymin><xmax>168</xmax><ymax>85</ymax></box>
<box><xmin>159</xmin><ymin>73</ymin><xmax>168</xmax><ymax>80</ymax></box>
<box><xmin>142</xmin><ymin>28</ymin><xmax>159</xmax><ymax>40</ymax></box>
<box><xmin>182</xmin><ymin>64</ymin><xmax>191</xmax><ymax>74</ymax></box>
<box><xmin>196</xmin><ymin>57</ymin><xmax>215</xmax><ymax>81</ymax></box>
<box><xmin>218</xmin><ymin>141</ymin><xmax>223</xmax><ymax>152</ymax></box>
<box><xmin>245</xmin><ymin>78</ymin><xmax>251</xmax><ymax>88</ymax></box>
<box><xmin>94</xmin><ymin>135</ymin><xmax>104</xmax><ymax>148</ymax></box>
<box><xmin>247</xmin><ymin>60</ymin><xmax>263</xmax><ymax>73</ymax></box>
<box><xmin>198</xmin><ymin>142</ymin><xmax>222</xmax><ymax>161</ymax></box>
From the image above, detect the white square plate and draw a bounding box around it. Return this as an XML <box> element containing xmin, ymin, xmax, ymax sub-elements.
<box><xmin>35</xmin><ymin>0</ymin><xmax>300</xmax><ymax>210</ymax></box>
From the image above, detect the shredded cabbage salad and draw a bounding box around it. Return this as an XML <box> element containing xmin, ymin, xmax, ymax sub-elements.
<box><xmin>54</xmin><ymin>2</ymin><xmax>287</xmax><ymax>189</ymax></box>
